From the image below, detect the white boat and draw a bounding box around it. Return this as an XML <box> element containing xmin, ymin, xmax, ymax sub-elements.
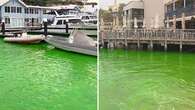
<box><xmin>4</xmin><ymin>33</ymin><xmax>45</xmax><ymax>44</ymax></box>
<box><xmin>45</xmin><ymin>30</ymin><xmax>97</xmax><ymax>56</ymax></box>
<box><xmin>80</xmin><ymin>13</ymin><xmax>97</xmax><ymax>25</ymax></box>
<box><xmin>51</xmin><ymin>10</ymin><xmax>97</xmax><ymax>26</ymax></box>
<box><xmin>49</xmin><ymin>10</ymin><xmax>97</xmax><ymax>36</ymax></box>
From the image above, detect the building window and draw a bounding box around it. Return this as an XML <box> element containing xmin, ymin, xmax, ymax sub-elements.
<box><xmin>5</xmin><ymin>17</ymin><xmax>10</xmax><ymax>24</ymax></box>
<box><xmin>11</xmin><ymin>7</ymin><xmax>16</xmax><ymax>13</ymax></box>
<box><xmin>25</xmin><ymin>18</ymin><xmax>29</xmax><ymax>22</ymax></box>
<box><xmin>186</xmin><ymin>0</ymin><xmax>193</xmax><ymax>7</ymax></box>
<box><xmin>17</xmin><ymin>7</ymin><xmax>22</xmax><ymax>13</ymax></box>
<box><xmin>25</xmin><ymin>8</ymin><xmax>29</xmax><ymax>14</ymax></box>
<box><xmin>43</xmin><ymin>9</ymin><xmax>46</xmax><ymax>14</ymax></box>
<box><xmin>35</xmin><ymin>9</ymin><xmax>39</xmax><ymax>14</ymax></box>
<box><xmin>30</xmin><ymin>8</ymin><xmax>34</xmax><ymax>14</ymax></box>
<box><xmin>5</xmin><ymin>6</ymin><xmax>10</xmax><ymax>13</ymax></box>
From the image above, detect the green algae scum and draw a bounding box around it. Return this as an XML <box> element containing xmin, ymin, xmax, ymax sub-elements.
<box><xmin>100</xmin><ymin>49</ymin><xmax>195</xmax><ymax>110</ymax></box>
<box><xmin>0</xmin><ymin>38</ymin><xmax>96</xmax><ymax>110</ymax></box>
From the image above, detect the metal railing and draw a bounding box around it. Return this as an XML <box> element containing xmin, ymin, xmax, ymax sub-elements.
<box><xmin>100</xmin><ymin>29</ymin><xmax>195</xmax><ymax>41</ymax></box>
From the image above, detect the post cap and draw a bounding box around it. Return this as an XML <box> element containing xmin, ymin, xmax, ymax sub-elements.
<box><xmin>1</xmin><ymin>19</ymin><xmax>5</xmax><ymax>23</ymax></box>
<box><xmin>43</xmin><ymin>18</ymin><xmax>47</xmax><ymax>22</ymax></box>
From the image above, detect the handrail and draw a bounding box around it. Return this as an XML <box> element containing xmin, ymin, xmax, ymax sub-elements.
<box><xmin>100</xmin><ymin>29</ymin><xmax>195</xmax><ymax>41</ymax></box>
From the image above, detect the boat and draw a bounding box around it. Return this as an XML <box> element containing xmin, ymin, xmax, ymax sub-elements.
<box><xmin>50</xmin><ymin>5</ymin><xmax>97</xmax><ymax>26</ymax></box>
<box><xmin>45</xmin><ymin>30</ymin><xmax>97</xmax><ymax>56</ymax></box>
<box><xmin>48</xmin><ymin>7</ymin><xmax>97</xmax><ymax>36</ymax></box>
<box><xmin>80</xmin><ymin>12</ymin><xmax>97</xmax><ymax>25</ymax></box>
<box><xmin>4</xmin><ymin>33</ymin><xmax>45</xmax><ymax>44</ymax></box>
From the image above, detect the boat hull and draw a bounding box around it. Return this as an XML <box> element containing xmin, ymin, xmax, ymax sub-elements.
<box><xmin>4</xmin><ymin>35</ymin><xmax>45</xmax><ymax>44</ymax></box>
<box><xmin>45</xmin><ymin>36</ymin><xmax>97</xmax><ymax>56</ymax></box>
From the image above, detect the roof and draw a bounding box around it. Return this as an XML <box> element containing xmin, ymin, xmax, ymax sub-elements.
<box><xmin>0</xmin><ymin>0</ymin><xmax>27</xmax><ymax>7</ymax></box>
<box><xmin>0</xmin><ymin>0</ymin><xmax>9</xmax><ymax>5</ymax></box>
<box><xmin>0</xmin><ymin>0</ymin><xmax>55</xmax><ymax>10</ymax></box>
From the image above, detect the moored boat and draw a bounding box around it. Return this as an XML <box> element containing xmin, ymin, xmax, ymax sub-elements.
<box><xmin>45</xmin><ymin>30</ymin><xmax>97</xmax><ymax>56</ymax></box>
<box><xmin>4</xmin><ymin>33</ymin><xmax>45</xmax><ymax>44</ymax></box>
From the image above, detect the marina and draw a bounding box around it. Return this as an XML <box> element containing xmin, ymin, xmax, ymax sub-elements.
<box><xmin>0</xmin><ymin>0</ymin><xmax>97</xmax><ymax>109</ymax></box>
<box><xmin>0</xmin><ymin>0</ymin><xmax>97</xmax><ymax>56</ymax></box>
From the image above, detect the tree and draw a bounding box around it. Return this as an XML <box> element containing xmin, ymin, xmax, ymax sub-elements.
<box><xmin>22</xmin><ymin>0</ymin><xmax>83</xmax><ymax>6</ymax></box>
<box><xmin>99</xmin><ymin>9</ymin><xmax>113</xmax><ymax>22</ymax></box>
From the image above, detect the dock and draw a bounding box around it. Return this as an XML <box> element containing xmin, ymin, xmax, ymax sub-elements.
<box><xmin>100</xmin><ymin>29</ymin><xmax>195</xmax><ymax>51</ymax></box>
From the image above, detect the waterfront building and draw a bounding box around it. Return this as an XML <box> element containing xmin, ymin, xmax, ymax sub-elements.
<box><xmin>144</xmin><ymin>0</ymin><xmax>165</xmax><ymax>29</ymax></box>
<box><xmin>100</xmin><ymin>18</ymin><xmax>112</xmax><ymax>31</ymax></box>
<box><xmin>165</xmin><ymin>0</ymin><xmax>195</xmax><ymax>29</ymax></box>
<box><xmin>0</xmin><ymin>0</ymin><xmax>55</xmax><ymax>28</ymax></box>
<box><xmin>123</xmin><ymin>0</ymin><xmax>144</xmax><ymax>28</ymax></box>
<box><xmin>109</xmin><ymin>0</ymin><xmax>124</xmax><ymax>30</ymax></box>
<box><xmin>81</xmin><ymin>0</ymin><xmax>98</xmax><ymax>14</ymax></box>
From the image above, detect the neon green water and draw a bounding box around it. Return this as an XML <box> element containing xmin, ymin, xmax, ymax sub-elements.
<box><xmin>0</xmin><ymin>39</ymin><xmax>96</xmax><ymax>110</ymax></box>
<box><xmin>100</xmin><ymin>49</ymin><xmax>195</xmax><ymax>110</ymax></box>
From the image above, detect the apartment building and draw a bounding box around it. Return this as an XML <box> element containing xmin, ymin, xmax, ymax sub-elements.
<box><xmin>144</xmin><ymin>0</ymin><xmax>165</xmax><ymax>29</ymax></box>
<box><xmin>165</xmin><ymin>0</ymin><xmax>195</xmax><ymax>29</ymax></box>
<box><xmin>123</xmin><ymin>0</ymin><xmax>144</xmax><ymax>28</ymax></box>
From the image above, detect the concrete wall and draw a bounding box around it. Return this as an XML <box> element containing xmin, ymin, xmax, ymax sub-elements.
<box><xmin>144</xmin><ymin>0</ymin><xmax>165</xmax><ymax>29</ymax></box>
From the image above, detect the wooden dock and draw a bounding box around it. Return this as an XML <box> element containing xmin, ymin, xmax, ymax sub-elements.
<box><xmin>100</xmin><ymin>29</ymin><xmax>195</xmax><ymax>51</ymax></box>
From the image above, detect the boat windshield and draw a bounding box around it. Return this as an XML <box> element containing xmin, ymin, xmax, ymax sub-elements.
<box><xmin>89</xmin><ymin>16</ymin><xmax>97</xmax><ymax>19</ymax></box>
<box><xmin>57</xmin><ymin>9</ymin><xmax>79</xmax><ymax>15</ymax></box>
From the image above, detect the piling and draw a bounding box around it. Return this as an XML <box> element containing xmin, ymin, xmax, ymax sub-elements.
<box><xmin>164</xmin><ymin>30</ymin><xmax>168</xmax><ymax>51</ymax></box>
<box><xmin>1</xmin><ymin>21</ymin><xmax>5</xmax><ymax>35</ymax></box>
<box><xmin>65</xmin><ymin>20</ymin><xmax>69</xmax><ymax>33</ymax></box>
<box><xmin>43</xmin><ymin>18</ymin><xmax>48</xmax><ymax>37</ymax></box>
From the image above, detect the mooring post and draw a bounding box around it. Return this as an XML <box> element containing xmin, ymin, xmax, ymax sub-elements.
<box><xmin>149</xmin><ymin>41</ymin><xmax>153</xmax><ymax>51</ymax></box>
<box><xmin>124</xmin><ymin>29</ymin><xmax>128</xmax><ymax>49</ymax></box>
<box><xmin>1</xmin><ymin>20</ymin><xmax>5</xmax><ymax>35</ymax></box>
<box><xmin>164</xmin><ymin>30</ymin><xmax>168</xmax><ymax>51</ymax></box>
<box><xmin>180</xmin><ymin>30</ymin><xmax>184</xmax><ymax>52</ymax></box>
<box><xmin>43</xmin><ymin>18</ymin><xmax>48</xmax><ymax>37</ymax></box>
<box><xmin>65</xmin><ymin>20</ymin><xmax>69</xmax><ymax>33</ymax></box>
<box><xmin>115</xmin><ymin>30</ymin><xmax>118</xmax><ymax>48</ymax></box>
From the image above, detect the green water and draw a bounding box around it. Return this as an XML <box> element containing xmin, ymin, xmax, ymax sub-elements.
<box><xmin>0</xmin><ymin>39</ymin><xmax>96</xmax><ymax>110</ymax></box>
<box><xmin>100</xmin><ymin>49</ymin><xmax>195</xmax><ymax>110</ymax></box>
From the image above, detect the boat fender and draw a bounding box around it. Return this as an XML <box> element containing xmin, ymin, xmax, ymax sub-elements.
<box><xmin>69</xmin><ymin>35</ymin><xmax>74</xmax><ymax>44</ymax></box>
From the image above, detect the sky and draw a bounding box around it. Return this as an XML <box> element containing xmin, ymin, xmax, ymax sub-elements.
<box><xmin>99</xmin><ymin>0</ymin><xmax>130</xmax><ymax>10</ymax></box>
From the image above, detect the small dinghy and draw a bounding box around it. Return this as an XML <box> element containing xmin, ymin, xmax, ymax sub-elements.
<box><xmin>45</xmin><ymin>30</ymin><xmax>97</xmax><ymax>56</ymax></box>
<box><xmin>4</xmin><ymin>33</ymin><xmax>45</xmax><ymax>44</ymax></box>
